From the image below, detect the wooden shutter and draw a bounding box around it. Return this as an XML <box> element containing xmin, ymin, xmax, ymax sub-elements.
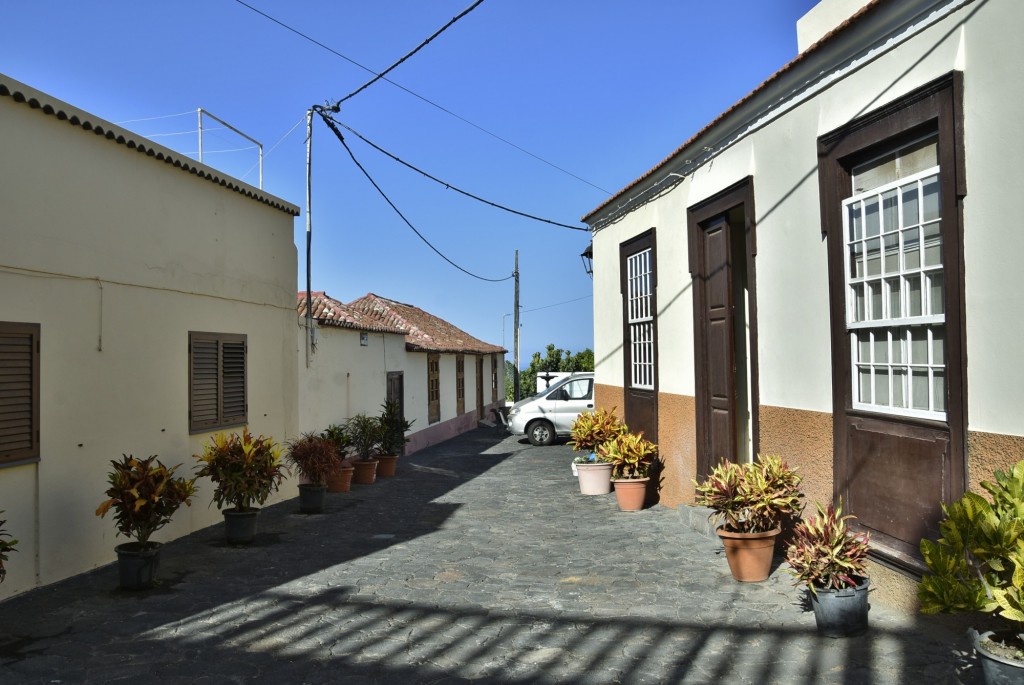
<box><xmin>0</xmin><ymin>322</ymin><xmax>40</xmax><ymax>463</ymax></box>
<box><xmin>428</xmin><ymin>353</ymin><xmax>440</xmax><ymax>424</ymax></box>
<box><xmin>190</xmin><ymin>332</ymin><xmax>247</xmax><ymax>432</ymax></box>
<box><xmin>190</xmin><ymin>338</ymin><xmax>219</xmax><ymax>429</ymax></box>
<box><xmin>221</xmin><ymin>339</ymin><xmax>247</xmax><ymax>424</ymax></box>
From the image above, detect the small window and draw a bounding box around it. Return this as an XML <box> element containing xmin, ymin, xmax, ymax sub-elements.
<box><xmin>456</xmin><ymin>354</ymin><xmax>465</xmax><ymax>415</ymax></box>
<box><xmin>427</xmin><ymin>353</ymin><xmax>440</xmax><ymax>424</ymax></box>
<box><xmin>0</xmin><ymin>322</ymin><xmax>40</xmax><ymax>465</ymax></box>
<box><xmin>189</xmin><ymin>332</ymin><xmax>247</xmax><ymax>433</ymax></box>
<box><xmin>627</xmin><ymin>247</ymin><xmax>655</xmax><ymax>389</ymax></box>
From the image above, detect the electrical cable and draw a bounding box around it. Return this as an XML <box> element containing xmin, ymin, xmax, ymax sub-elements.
<box><xmin>318</xmin><ymin>113</ymin><xmax>513</xmax><ymax>283</ymax></box>
<box><xmin>322</xmin><ymin>114</ymin><xmax>587</xmax><ymax>232</ymax></box>
<box><xmin>521</xmin><ymin>294</ymin><xmax>592</xmax><ymax>314</ymax></box>
<box><xmin>114</xmin><ymin>110</ymin><xmax>194</xmax><ymax>125</ymax></box>
<box><xmin>232</xmin><ymin>0</ymin><xmax>610</xmax><ymax>194</ymax></box>
<box><xmin>240</xmin><ymin>113</ymin><xmax>308</xmax><ymax>182</ymax></box>
<box><xmin>337</xmin><ymin>0</ymin><xmax>484</xmax><ymax>105</ymax></box>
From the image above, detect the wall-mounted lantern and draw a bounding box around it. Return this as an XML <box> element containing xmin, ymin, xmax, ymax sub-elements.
<box><xmin>580</xmin><ymin>242</ymin><xmax>593</xmax><ymax>278</ymax></box>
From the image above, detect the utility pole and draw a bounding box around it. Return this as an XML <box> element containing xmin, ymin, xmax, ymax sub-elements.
<box><xmin>304</xmin><ymin>108</ymin><xmax>313</xmax><ymax>367</ymax></box>
<box><xmin>513</xmin><ymin>250</ymin><xmax>521</xmax><ymax>402</ymax></box>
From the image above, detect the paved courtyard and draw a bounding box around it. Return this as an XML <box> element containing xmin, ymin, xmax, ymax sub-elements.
<box><xmin>0</xmin><ymin>428</ymin><xmax>984</xmax><ymax>684</ymax></box>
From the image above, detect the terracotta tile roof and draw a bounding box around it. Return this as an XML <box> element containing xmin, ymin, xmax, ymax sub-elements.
<box><xmin>0</xmin><ymin>72</ymin><xmax>299</xmax><ymax>217</ymax></box>
<box><xmin>347</xmin><ymin>293</ymin><xmax>507</xmax><ymax>355</ymax></box>
<box><xmin>581</xmin><ymin>0</ymin><xmax>885</xmax><ymax>224</ymax></box>
<box><xmin>297</xmin><ymin>291</ymin><xmax>406</xmax><ymax>335</ymax></box>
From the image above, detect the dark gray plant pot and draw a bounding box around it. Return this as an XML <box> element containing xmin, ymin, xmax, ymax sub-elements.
<box><xmin>971</xmin><ymin>629</ymin><xmax>1024</xmax><ymax>684</ymax></box>
<box><xmin>223</xmin><ymin>508</ymin><xmax>260</xmax><ymax>545</ymax></box>
<box><xmin>809</xmin><ymin>577</ymin><xmax>870</xmax><ymax>637</ymax></box>
<box><xmin>298</xmin><ymin>483</ymin><xmax>327</xmax><ymax>514</ymax></box>
<box><xmin>115</xmin><ymin>542</ymin><xmax>161</xmax><ymax>590</ymax></box>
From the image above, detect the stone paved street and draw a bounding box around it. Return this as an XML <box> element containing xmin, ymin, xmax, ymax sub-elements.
<box><xmin>0</xmin><ymin>428</ymin><xmax>984</xmax><ymax>684</ymax></box>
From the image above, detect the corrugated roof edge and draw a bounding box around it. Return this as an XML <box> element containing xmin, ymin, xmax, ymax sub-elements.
<box><xmin>581</xmin><ymin>0</ymin><xmax>884</xmax><ymax>224</ymax></box>
<box><xmin>0</xmin><ymin>73</ymin><xmax>300</xmax><ymax>217</ymax></box>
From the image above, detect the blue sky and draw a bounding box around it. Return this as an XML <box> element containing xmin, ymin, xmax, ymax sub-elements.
<box><xmin>3</xmin><ymin>0</ymin><xmax>817</xmax><ymax>366</ymax></box>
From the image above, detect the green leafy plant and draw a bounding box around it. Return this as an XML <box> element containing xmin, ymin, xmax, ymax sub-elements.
<box><xmin>285</xmin><ymin>432</ymin><xmax>340</xmax><ymax>485</ymax></box>
<box><xmin>193</xmin><ymin>429</ymin><xmax>287</xmax><ymax>512</ymax></box>
<box><xmin>0</xmin><ymin>511</ymin><xmax>18</xmax><ymax>583</ymax></box>
<box><xmin>377</xmin><ymin>400</ymin><xmax>415</xmax><ymax>456</ymax></box>
<box><xmin>345</xmin><ymin>413</ymin><xmax>381</xmax><ymax>461</ymax></box>
<box><xmin>694</xmin><ymin>455</ymin><xmax>804</xmax><ymax>533</ymax></box>
<box><xmin>919</xmin><ymin>461</ymin><xmax>1024</xmax><ymax>654</ymax></box>
<box><xmin>95</xmin><ymin>455</ymin><xmax>196</xmax><ymax>548</ymax></box>
<box><xmin>785</xmin><ymin>499</ymin><xmax>870</xmax><ymax>594</ymax></box>
<box><xmin>569</xmin><ymin>407</ymin><xmax>626</xmax><ymax>454</ymax></box>
<box><xmin>597</xmin><ymin>431</ymin><xmax>657</xmax><ymax>479</ymax></box>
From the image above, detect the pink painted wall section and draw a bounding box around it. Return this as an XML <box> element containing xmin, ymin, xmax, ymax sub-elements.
<box><xmin>405</xmin><ymin>402</ymin><xmax>504</xmax><ymax>455</ymax></box>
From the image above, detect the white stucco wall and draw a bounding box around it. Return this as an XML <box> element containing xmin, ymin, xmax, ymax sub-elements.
<box><xmin>590</xmin><ymin>0</ymin><xmax>1021</xmax><ymax>436</ymax></box>
<box><xmin>0</xmin><ymin>78</ymin><xmax>299</xmax><ymax>599</ymax></box>
<box><xmin>298</xmin><ymin>325</ymin><xmax>408</xmax><ymax>433</ymax></box>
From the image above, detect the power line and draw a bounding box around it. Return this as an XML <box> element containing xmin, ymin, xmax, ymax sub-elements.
<box><xmin>232</xmin><ymin>0</ymin><xmax>610</xmax><ymax>194</ymax></box>
<box><xmin>324</xmin><ymin>115</ymin><xmax>587</xmax><ymax>232</ymax></box>
<box><xmin>337</xmin><ymin>0</ymin><xmax>484</xmax><ymax>105</ymax></box>
<box><xmin>318</xmin><ymin>112</ymin><xmax>513</xmax><ymax>284</ymax></box>
<box><xmin>522</xmin><ymin>294</ymin><xmax>592</xmax><ymax>314</ymax></box>
<box><xmin>115</xmin><ymin>110</ymin><xmax>194</xmax><ymax>125</ymax></box>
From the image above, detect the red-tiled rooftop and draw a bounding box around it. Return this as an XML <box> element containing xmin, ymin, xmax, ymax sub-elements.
<box><xmin>297</xmin><ymin>291</ymin><xmax>406</xmax><ymax>335</ymax></box>
<box><xmin>347</xmin><ymin>293</ymin><xmax>506</xmax><ymax>355</ymax></box>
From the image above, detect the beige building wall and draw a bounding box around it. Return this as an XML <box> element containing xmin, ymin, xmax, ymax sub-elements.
<box><xmin>0</xmin><ymin>76</ymin><xmax>299</xmax><ymax>599</ymax></box>
<box><xmin>298</xmin><ymin>325</ymin><xmax>409</xmax><ymax>433</ymax></box>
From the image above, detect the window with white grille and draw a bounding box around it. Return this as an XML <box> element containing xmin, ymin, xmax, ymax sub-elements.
<box><xmin>627</xmin><ymin>248</ymin><xmax>654</xmax><ymax>390</ymax></box>
<box><xmin>843</xmin><ymin>136</ymin><xmax>946</xmax><ymax>419</ymax></box>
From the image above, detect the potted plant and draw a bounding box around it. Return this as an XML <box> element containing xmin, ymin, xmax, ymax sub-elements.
<box><xmin>376</xmin><ymin>400</ymin><xmax>414</xmax><ymax>478</ymax></box>
<box><xmin>919</xmin><ymin>460</ymin><xmax>1024</xmax><ymax>683</ymax></box>
<box><xmin>694</xmin><ymin>455</ymin><xmax>803</xmax><ymax>582</ymax></box>
<box><xmin>0</xmin><ymin>511</ymin><xmax>18</xmax><ymax>584</ymax></box>
<box><xmin>569</xmin><ymin>408</ymin><xmax>625</xmax><ymax>492</ymax></box>
<box><xmin>285</xmin><ymin>432</ymin><xmax>340</xmax><ymax>514</ymax></box>
<box><xmin>95</xmin><ymin>454</ymin><xmax>196</xmax><ymax>589</ymax></box>
<box><xmin>193</xmin><ymin>429</ymin><xmax>287</xmax><ymax>544</ymax></box>
<box><xmin>346</xmin><ymin>413</ymin><xmax>381</xmax><ymax>485</ymax></box>
<box><xmin>597</xmin><ymin>431</ymin><xmax>657</xmax><ymax>511</ymax></box>
<box><xmin>321</xmin><ymin>423</ymin><xmax>355</xmax><ymax>492</ymax></box>
<box><xmin>785</xmin><ymin>499</ymin><xmax>871</xmax><ymax>637</ymax></box>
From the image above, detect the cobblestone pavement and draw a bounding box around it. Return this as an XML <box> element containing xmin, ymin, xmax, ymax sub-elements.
<box><xmin>0</xmin><ymin>428</ymin><xmax>984</xmax><ymax>684</ymax></box>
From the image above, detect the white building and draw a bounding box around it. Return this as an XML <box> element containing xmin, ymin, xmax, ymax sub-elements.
<box><xmin>583</xmin><ymin>0</ymin><xmax>1023</xmax><ymax>606</ymax></box>
<box><xmin>0</xmin><ymin>73</ymin><xmax>300</xmax><ymax>599</ymax></box>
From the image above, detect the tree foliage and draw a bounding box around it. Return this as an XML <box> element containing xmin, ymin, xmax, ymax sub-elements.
<box><xmin>507</xmin><ymin>344</ymin><xmax>594</xmax><ymax>401</ymax></box>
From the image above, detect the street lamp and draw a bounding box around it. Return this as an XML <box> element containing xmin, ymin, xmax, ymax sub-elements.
<box><xmin>580</xmin><ymin>242</ymin><xmax>593</xmax><ymax>278</ymax></box>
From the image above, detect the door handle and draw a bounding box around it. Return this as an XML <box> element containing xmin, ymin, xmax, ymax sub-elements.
<box><xmin>587</xmin><ymin>403</ymin><xmax>594</xmax><ymax>408</ymax></box>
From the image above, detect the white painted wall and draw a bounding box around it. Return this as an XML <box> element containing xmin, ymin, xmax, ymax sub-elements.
<box><xmin>298</xmin><ymin>325</ymin><xmax>408</xmax><ymax>433</ymax></box>
<box><xmin>0</xmin><ymin>78</ymin><xmax>299</xmax><ymax>599</ymax></box>
<box><xmin>590</xmin><ymin>0</ymin><xmax>1023</xmax><ymax>436</ymax></box>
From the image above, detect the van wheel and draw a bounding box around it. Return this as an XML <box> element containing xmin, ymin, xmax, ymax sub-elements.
<box><xmin>527</xmin><ymin>420</ymin><xmax>555</xmax><ymax>446</ymax></box>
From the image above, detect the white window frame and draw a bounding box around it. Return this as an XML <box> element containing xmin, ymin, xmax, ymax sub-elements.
<box><xmin>627</xmin><ymin>248</ymin><xmax>654</xmax><ymax>390</ymax></box>
<box><xmin>843</xmin><ymin>162</ymin><xmax>946</xmax><ymax>421</ymax></box>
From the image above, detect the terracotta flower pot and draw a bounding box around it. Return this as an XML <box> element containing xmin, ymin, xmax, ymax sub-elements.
<box><xmin>717</xmin><ymin>526</ymin><xmax>781</xmax><ymax>582</ymax></box>
<box><xmin>352</xmin><ymin>459</ymin><xmax>379</xmax><ymax>485</ymax></box>
<box><xmin>326</xmin><ymin>465</ymin><xmax>354</xmax><ymax>493</ymax></box>
<box><xmin>612</xmin><ymin>477</ymin><xmax>649</xmax><ymax>511</ymax></box>
<box><xmin>376</xmin><ymin>454</ymin><xmax>398</xmax><ymax>478</ymax></box>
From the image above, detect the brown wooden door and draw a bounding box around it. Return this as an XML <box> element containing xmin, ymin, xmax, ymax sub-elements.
<box><xmin>476</xmin><ymin>355</ymin><xmax>484</xmax><ymax>419</ymax></box>
<box><xmin>688</xmin><ymin>178</ymin><xmax>759</xmax><ymax>481</ymax></box>
<box><xmin>696</xmin><ymin>217</ymin><xmax>737</xmax><ymax>473</ymax></box>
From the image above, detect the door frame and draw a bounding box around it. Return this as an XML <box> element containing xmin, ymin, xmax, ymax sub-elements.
<box><xmin>688</xmin><ymin>176</ymin><xmax>760</xmax><ymax>480</ymax></box>
<box><xmin>817</xmin><ymin>73</ymin><xmax>967</xmax><ymax>567</ymax></box>
<box><xmin>619</xmin><ymin>228</ymin><xmax>659</xmax><ymax>443</ymax></box>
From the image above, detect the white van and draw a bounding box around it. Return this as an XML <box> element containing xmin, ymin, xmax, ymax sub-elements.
<box><xmin>506</xmin><ymin>372</ymin><xmax>594</xmax><ymax>446</ymax></box>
